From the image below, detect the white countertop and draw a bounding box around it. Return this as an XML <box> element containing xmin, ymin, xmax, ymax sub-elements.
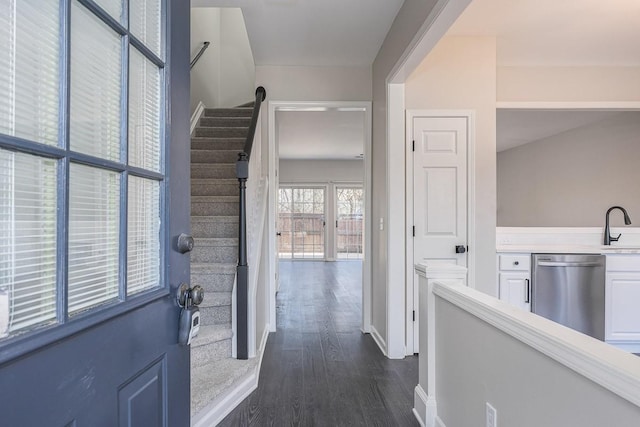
<box><xmin>497</xmin><ymin>244</ymin><xmax>640</xmax><ymax>254</ymax></box>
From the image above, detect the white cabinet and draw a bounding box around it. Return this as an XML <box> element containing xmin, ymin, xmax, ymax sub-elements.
<box><xmin>498</xmin><ymin>254</ymin><xmax>531</xmax><ymax>312</ymax></box>
<box><xmin>605</xmin><ymin>255</ymin><xmax>640</xmax><ymax>350</ymax></box>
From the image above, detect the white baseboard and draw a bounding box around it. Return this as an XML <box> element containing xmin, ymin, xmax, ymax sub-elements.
<box><xmin>190</xmin><ymin>101</ymin><xmax>206</xmax><ymax>136</ymax></box>
<box><xmin>413</xmin><ymin>384</ymin><xmax>439</xmax><ymax>427</ymax></box>
<box><xmin>191</xmin><ymin>329</ymin><xmax>270</xmax><ymax>427</ymax></box>
<box><xmin>369</xmin><ymin>325</ymin><xmax>387</xmax><ymax>356</ymax></box>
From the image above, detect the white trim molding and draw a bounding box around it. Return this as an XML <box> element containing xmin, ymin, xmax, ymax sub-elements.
<box><xmin>190</xmin><ymin>101</ymin><xmax>206</xmax><ymax>136</ymax></box>
<box><xmin>432</xmin><ymin>281</ymin><xmax>640</xmax><ymax>409</ymax></box>
<box><xmin>496</xmin><ymin>101</ymin><xmax>640</xmax><ymax>110</ymax></box>
<box><xmin>369</xmin><ymin>324</ymin><xmax>388</xmax><ymax>357</ymax></box>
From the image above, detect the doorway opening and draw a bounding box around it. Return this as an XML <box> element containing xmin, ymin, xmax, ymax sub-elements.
<box><xmin>268</xmin><ymin>101</ymin><xmax>372</xmax><ymax>333</ymax></box>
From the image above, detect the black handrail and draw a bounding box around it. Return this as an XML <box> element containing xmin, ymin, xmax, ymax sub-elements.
<box><xmin>190</xmin><ymin>41</ymin><xmax>210</xmax><ymax>70</ymax></box>
<box><xmin>236</xmin><ymin>86</ymin><xmax>266</xmax><ymax>360</ymax></box>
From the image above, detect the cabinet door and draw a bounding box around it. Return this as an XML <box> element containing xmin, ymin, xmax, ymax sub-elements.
<box><xmin>606</xmin><ymin>272</ymin><xmax>640</xmax><ymax>341</ymax></box>
<box><xmin>499</xmin><ymin>272</ymin><xmax>531</xmax><ymax>312</ymax></box>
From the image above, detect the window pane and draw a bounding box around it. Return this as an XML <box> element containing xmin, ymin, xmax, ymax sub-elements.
<box><xmin>130</xmin><ymin>0</ymin><xmax>162</xmax><ymax>57</ymax></box>
<box><xmin>127</xmin><ymin>176</ymin><xmax>160</xmax><ymax>295</ymax></box>
<box><xmin>0</xmin><ymin>0</ymin><xmax>59</xmax><ymax>146</ymax></box>
<box><xmin>93</xmin><ymin>0</ymin><xmax>122</xmax><ymax>22</ymax></box>
<box><xmin>68</xmin><ymin>164</ymin><xmax>120</xmax><ymax>314</ymax></box>
<box><xmin>70</xmin><ymin>0</ymin><xmax>122</xmax><ymax>161</ymax></box>
<box><xmin>129</xmin><ymin>49</ymin><xmax>161</xmax><ymax>172</ymax></box>
<box><xmin>0</xmin><ymin>149</ymin><xmax>57</xmax><ymax>338</ymax></box>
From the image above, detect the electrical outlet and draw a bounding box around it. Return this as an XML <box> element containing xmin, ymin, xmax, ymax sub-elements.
<box><xmin>486</xmin><ymin>402</ymin><xmax>497</xmax><ymax>427</ymax></box>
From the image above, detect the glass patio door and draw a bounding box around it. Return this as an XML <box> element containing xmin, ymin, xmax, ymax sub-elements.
<box><xmin>278</xmin><ymin>187</ymin><xmax>326</xmax><ymax>259</ymax></box>
<box><xmin>336</xmin><ymin>187</ymin><xmax>364</xmax><ymax>259</ymax></box>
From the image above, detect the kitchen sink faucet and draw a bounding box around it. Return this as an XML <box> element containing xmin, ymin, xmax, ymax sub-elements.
<box><xmin>604</xmin><ymin>206</ymin><xmax>632</xmax><ymax>245</ymax></box>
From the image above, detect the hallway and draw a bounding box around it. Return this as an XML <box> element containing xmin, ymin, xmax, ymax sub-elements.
<box><xmin>219</xmin><ymin>261</ymin><xmax>419</xmax><ymax>426</ymax></box>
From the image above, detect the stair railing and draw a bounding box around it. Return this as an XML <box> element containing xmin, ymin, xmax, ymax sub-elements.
<box><xmin>190</xmin><ymin>41</ymin><xmax>210</xmax><ymax>70</ymax></box>
<box><xmin>236</xmin><ymin>86</ymin><xmax>267</xmax><ymax>360</ymax></box>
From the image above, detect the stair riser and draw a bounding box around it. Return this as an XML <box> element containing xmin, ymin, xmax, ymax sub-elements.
<box><xmin>191</xmin><ymin>182</ymin><xmax>239</xmax><ymax>197</ymax></box>
<box><xmin>191</xmin><ymin>150</ymin><xmax>238</xmax><ymax>164</ymax></box>
<box><xmin>191</xmin><ymin>339</ymin><xmax>232</xmax><ymax>365</ymax></box>
<box><xmin>191</xmin><ymin>245</ymin><xmax>238</xmax><ymax>263</ymax></box>
<box><xmin>191</xmin><ymin>165</ymin><xmax>236</xmax><ymax>179</ymax></box>
<box><xmin>199</xmin><ymin>117</ymin><xmax>251</xmax><ymax>128</ymax></box>
<box><xmin>195</xmin><ymin>127</ymin><xmax>248</xmax><ymax>138</ymax></box>
<box><xmin>191</xmin><ymin>201</ymin><xmax>239</xmax><ymax>216</ymax></box>
<box><xmin>191</xmin><ymin>220</ymin><xmax>238</xmax><ymax>238</ymax></box>
<box><xmin>190</xmin><ymin>271</ymin><xmax>235</xmax><ymax>292</ymax></box>
<box><xmin>191</xmin><ymin>139</ymin><xmax>244</xmax><ymax>151</ymax></box>
<box><xmin>200</xmin><ymin>304</ymin><xmax>231</xmax><ymax>326</ymax></box>
<box><xmin>204</xmin><ymin>108</ymin><xmax>253</xmax><ymax>118</ymax></box>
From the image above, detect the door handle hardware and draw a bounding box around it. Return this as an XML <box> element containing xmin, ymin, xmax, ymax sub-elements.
<box><xmin>177</xmin><ymin>233</ymin><xmax>194</xmax><ymax>254</ymax></box>
<box><xmin>177</xmin><ymin>283</ymin><xmax>204</xmax><ymax>308</ymax></box>
<box><xmin>525</xmin><ymin>279</ymin><xmax>530</xmax><ymax>303</ymax></box>
<box><xmin>455</xmin><ymin>245</ymin><xmax>466</xmax><ymax>254</ymax></box>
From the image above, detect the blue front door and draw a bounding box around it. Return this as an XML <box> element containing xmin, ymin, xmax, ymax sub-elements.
<box><xmin>0</xmin><ymin>0</ymin><xmax>191</xmax><ymax>425</ymax></box>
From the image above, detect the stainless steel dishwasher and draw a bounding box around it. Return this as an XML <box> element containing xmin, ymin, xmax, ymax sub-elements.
<box><xmin>531</xmin><ymin>254</ymin><xmax>605</xmax><ymax>340</ymax></box>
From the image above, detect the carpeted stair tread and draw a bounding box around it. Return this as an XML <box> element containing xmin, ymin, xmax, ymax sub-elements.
<box><xmin>191</xmin><ymin>357</ymin><xmax>259</xmax><ymax>416</ymax></box>
<box><xmin>191</xmin><ymin>164</ymin><xmax>236</xmax><ymax>179</ymax></box>
<box><xmin>203</xmin><ymin>107</ymin><xmax>253</xmax><ymax>117</ymax></box>
<box><xmin>191</xmin><ymin>262</ymin><xmax>237</xmax><ymax>274</ymax></box>
<box><xmin>191</xmin><ymin>137</ymin><xmax>245</xmax><ymax>150</ymax></box>
<box><xmin>191</xmin><ymin>324</ymin><xmax>233</xmax><ymax>349</ymax></box>
<box><xmin>199</xmin><ymin>292</ymin><xmax>232</xmax><ymax>309</ymax></box>
<box><xmin>199</xmin><ymin>117</ymin><xmax>251</xmax><ymax>127</ymax></box>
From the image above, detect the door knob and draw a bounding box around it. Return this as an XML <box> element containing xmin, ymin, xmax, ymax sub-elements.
<box><xmin>455</xmin><ymin>245</ymin><xmax>467</xmax><ymax>254</ymax></box>
<box><xmin>177</xmin><ymin>283</ymin><xmax>204</xmax><ymax>307</ymax></box>
<box><xmin>177</xmin><ymin>233</ymin><xmax>194</xmax><ymax>253</ymax></box>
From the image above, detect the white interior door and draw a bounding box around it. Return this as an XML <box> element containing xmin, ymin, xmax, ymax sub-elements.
<box><xmin>410</xmin><ymin>114</ymin><xmax>469</xmax><ymax>352</ymax></box>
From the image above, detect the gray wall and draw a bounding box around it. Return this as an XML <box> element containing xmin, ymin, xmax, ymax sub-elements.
<box><xmin>435</xmin><ymin>298</ymin><xmax>640</xmax><ymax>426</ymax></box>
<box><xmin>497</xmin><ymin>112</ymin><xmax>640</xmax><ymax>226</ymax></box>
<box><xmin>371</xmin><ymin>0</ymin><xmax>440</xmax><ymax>346</ymax></box>
<box><xmin>279</xmin><ymin>159</ymin><xmax>364</xmax><ymax>183</ymax></box>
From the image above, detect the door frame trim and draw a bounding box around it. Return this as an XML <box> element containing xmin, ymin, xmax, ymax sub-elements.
<box><xmin>267</xmin><ymin>101</ymin><xmax>373</xmax><ymax>333</ymax></box>
<box><xmin>404</xmin><ymin>109</ymin><xmax>476</xmax><ymax>355</ymax></box>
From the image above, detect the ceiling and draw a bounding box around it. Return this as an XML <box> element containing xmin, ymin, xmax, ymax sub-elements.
<box><xmin>447</xmin><ymin>0</ymin><xmax>640</xmax><ymax>66</ymax></box>
<box><xmin>277</xmin><ymin>110</ymin><xmax>365</xmax><ymax>159</ymax></box>
<box><xmin>191</xmin><ymin>0</ymin><xmax>404</xmax><ymax>66</ymax></box>
<box><xmin>496</xmin><ymin>110</ymin><xmax>624</xmax><ymax>152</ymax></box>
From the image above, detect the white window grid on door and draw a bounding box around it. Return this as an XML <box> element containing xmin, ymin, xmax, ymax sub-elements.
<box><xmin>0</xmin><ymin>0</ymin><xmax>166</xmax><ymax>346</ymax></box>
<box><xmin>277</xmin><ymin>186</ymin><xmax>326</xmax><ymax>260</ymax></box>
<box><xmin>335</xmin><ymin>186</ymin><xmax>364</xmax><ymax>260</ymax></box>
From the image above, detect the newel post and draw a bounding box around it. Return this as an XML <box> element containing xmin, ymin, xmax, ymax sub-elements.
<box><xmin>414</xmin><ymin>263</ymin><xmax>467</xmax><ymax>427</ymax></box>
<box><xmin>236</xmin><ymin>152</ymin><xmax>249</xmax><ymax>360</ymax></box>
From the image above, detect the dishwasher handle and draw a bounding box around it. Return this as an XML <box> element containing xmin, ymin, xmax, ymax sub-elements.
<box><xmin>537</xmin><ymin>261</ymin><xmax>602</xmax><ymax>267</ymax></box>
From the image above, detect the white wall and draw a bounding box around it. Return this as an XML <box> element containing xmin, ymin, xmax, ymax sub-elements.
<box><xmin>219</xmin><ymin>9</ymin><xmax>255</xmax><ymax>107</ymax></box>
<box><xmin>190</xmin><ymin>8</ymin><xmax>255</xmax><ymax>112</ymax></box>
<box><xmin>497</xmin><ymin>66</ymin><xmax>640</xmax><ymax>102</ymax></box>
<box><xmin>435</xmin><ymin>297</ymin><xmax>640</xmax><ymax>426</ymax></box>
<box><xmin>279</xmin><ymin>159</ymin><xmax>363</xmax><ymax>183</ymax></box>
<box><xmin>190</xmin><ymin>8</ymin><xmax>221</xmax><ymax>113</ymax></box>
<box><xmin>405</xmin><ymin>36</ymin><xmax>498</xmax><ymax>296</ymax></box>
<box><xmin>497</xmin><ymin>112</ymin><xmax>640</xmax><ymax>227</ymax></box>
<box><xmin>371</xmin><ymin>0</ymin><xmax>440</xmax><ymax>349</ymax></box>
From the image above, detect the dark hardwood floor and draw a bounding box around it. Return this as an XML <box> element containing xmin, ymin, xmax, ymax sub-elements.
<box><xmin>218</xmin><ymin>260</ymin><xmax>419</xmax><ymax>427</ymax></box>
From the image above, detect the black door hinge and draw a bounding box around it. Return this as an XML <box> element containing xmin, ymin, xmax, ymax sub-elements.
<box><xmin>412</xmin><ymin>226</ymin><xmax>415</xmax><ymax>237</ymax></box>
<box><xmin>412</xmin><ymin>140</ymin><xmax>415</xmax><ymax>152</ymax></box>
<box><xmin>412</xmin><ymin>310</ymin><xmax>415</xmax><ymax>321</ymax></box>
